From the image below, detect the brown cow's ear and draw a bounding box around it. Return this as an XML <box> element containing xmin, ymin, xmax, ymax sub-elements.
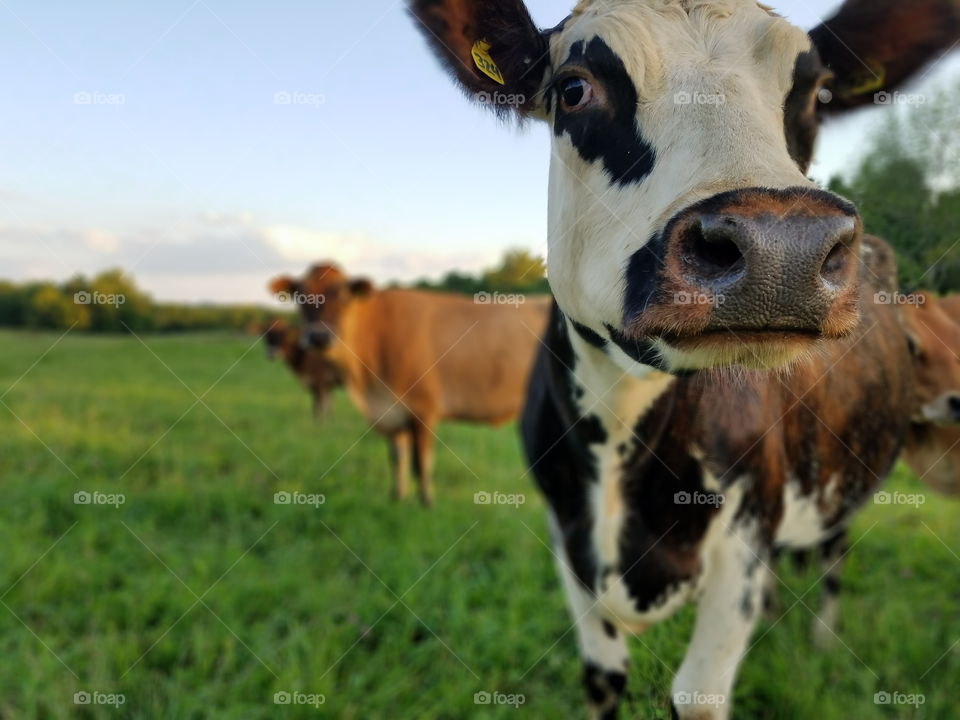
<box><xmin>408</xmin><ymin>0</ymin><xmax>552</xmax><ymax>118</ymax></box>
<box><xmin>810</xmin><ymin>0</ymin><xmax>960</xmax><ymax>112</ymax></box>
<box><xmin>348</xmin><ymin>278</ymin><xmax>374</xmax><ymax>297</ymax></box>
<box><xmin>269</xmin><ymin>276</ymin><xmax>297</xmax><ymax>296</ymax></box>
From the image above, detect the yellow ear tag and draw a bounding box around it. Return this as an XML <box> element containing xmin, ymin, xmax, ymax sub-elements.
<box><xmin>471</xmin><ymin>40</ymin><xmax>505</xmax><ymax>85</ymax></box>
<box><xmin>849</xmin><ymin>62</ymin><xmax>887</xmax><ymax>96</ymax></box>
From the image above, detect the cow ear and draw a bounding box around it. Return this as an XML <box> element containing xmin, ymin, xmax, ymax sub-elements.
<box><xmin>810</xmin><ymin>0</ymin><xmax>960</xmax><ymax>112</ymax></box>
<box><xmin>269</xmin><ymin>276</ymin><xmax>297</xmax><ymax>296</ymax></box>
<box><xmin>408</xmin><ymin>0</ymin><xmax>551</xmax><ymax>118</ymax></box>
<box><xmin>348</xmin><ymin>278</ymin><xmax>374</xmax><ymax>297</ymax></box>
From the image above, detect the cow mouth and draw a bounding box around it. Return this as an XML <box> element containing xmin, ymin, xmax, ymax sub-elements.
<box><xmin>656</xmin><ymin>329</ymin><xmax>821</xmax><ymax>371</ymax></box>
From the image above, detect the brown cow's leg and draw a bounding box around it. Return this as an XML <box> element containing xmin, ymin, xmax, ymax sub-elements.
<box><xmin>411</xmin><ymin>420</ymin><xmax>435</xmax><ymax>508</ymax></box>
<box><xmin>389</xmin><ymin>432</ymin><xmax>411</xmax><ymax>501</ymax></box>
<box><xmin>812</xmin><ymin>531</ymin><xmax>847</xmax><ymax>650</ymax></box>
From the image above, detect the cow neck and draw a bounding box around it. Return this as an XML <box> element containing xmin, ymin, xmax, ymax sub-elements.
<box><xmin>332</xmin><ymin>293</ymin><xmax>380</xmax><ymax>391</ymax></box>
<box><xmin>565</xmin><ymin>321</ymin><xmax>679</xmax><ymax>447</ymax></box>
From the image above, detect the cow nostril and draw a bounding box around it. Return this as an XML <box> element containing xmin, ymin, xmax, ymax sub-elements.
<box><xmin>820</xmin><ymin>239</ymin><xmax>848</xmax><ymax>281</ymax></box>
<box><xmin>686</xmin><ymin>217</ymin><xmax>746</xmax><ymax>280</ymax></box>
<box><xmin>950</xmin><ymin>396</ymin><xmax>960</xmax><ymax>416</ymax></box>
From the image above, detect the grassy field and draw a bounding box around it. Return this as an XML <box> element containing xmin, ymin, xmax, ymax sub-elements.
<box><xmin>0</xmin><ymin>329</ymin><xmax>958</xmax><ymax>719</ymax></box>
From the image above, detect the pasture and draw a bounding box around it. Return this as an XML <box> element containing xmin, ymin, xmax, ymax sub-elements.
<box><xmin>1</xmin><ymin>329</ymin><xmax>958</xmax><ymax>719</ymax></box>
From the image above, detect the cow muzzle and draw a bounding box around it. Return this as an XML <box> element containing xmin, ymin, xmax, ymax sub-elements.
<box><xmin>623</xmin><ymin>187</ymin><xmax>862</xmax><ymax>369</ymax></box>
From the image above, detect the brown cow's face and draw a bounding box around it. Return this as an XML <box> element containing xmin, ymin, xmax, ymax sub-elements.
<box><xmin>903</xmin><ymin>297</ymin><xmax>960</xmax><ymax>424</ymax></box>
<box><xmin>263</xmin><ymin>320</ymin><xmax>295</xmax><ymax>360</ymax></box>
<box><xmin>270</xmin><ymin>264</ymin><xmax>373</xmax><ymax>351</ymax></box>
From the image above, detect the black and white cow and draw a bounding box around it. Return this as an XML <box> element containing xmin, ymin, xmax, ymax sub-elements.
<box><xmin>410</xmin><ymin>0</ymin><xmax>960</xmax><ymax>717</ymax></box>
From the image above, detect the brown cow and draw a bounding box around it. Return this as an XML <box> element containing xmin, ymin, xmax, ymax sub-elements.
<box><xmin>901</xmin><ymin>295</ymin><xmax>960</xmax><ymax>495</ymax></box>
<box><xmin>262</xmin><ymin>319</ymin><xmax>341</xmax><ymax>419</ymax></box>
<box><xmin>270</xmin><ymin>265</ymin><xmax>551</xmax><ymax>506</ymax></box>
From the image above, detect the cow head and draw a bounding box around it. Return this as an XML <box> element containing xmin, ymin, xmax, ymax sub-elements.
<box><xmin>410</xmin><ymin>0</ymin><xmax>960</xmax><ymax>372</ymax></box>
<box><xmin>262</xmin><ymin>319</ymin><xmax>295</xmax><ymax>360</ymax></box>
<box><xmin>903</xmin><ymin>295</ymin><xmax>960</xmax><ymax>424</ymax></box>
<box><xmin>269</xmin><ymin>263</ymin><xmax>374</xmax><ymax>350</ymax></box>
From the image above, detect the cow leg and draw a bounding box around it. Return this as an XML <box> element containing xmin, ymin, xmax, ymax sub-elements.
<box><xmin>388</xmin><ymin>431</ymin><xmax>411</xmax><ymax>501</ymax></box>
<box><xmin>553</xmin><ymin>545</ymin><xmax>629</xmax><ymax>719</ymax></box>
<box><xmin>672</xmin><ymin>536</ymin><xmax>765</xmax><ymax>720</ymax></box>
<box><xmin>812</xmin><ymin>531</ymin><xmax>847</xmax><ymax>650</ymax></box>
<box><xmin>411</xmin><ymin>419</ymin><xmax>435</xmax><ymax>508</ymax></box>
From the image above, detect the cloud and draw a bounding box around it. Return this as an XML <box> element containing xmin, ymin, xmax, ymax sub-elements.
<box><xmin>0</xmin><ymin>214</ymin><xmax>503</xmax><ymax>304</ymax></box>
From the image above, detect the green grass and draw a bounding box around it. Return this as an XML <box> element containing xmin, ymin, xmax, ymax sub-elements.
<box><xmin>0</xmin><ymin>329</ymin><xmax>958</xmax><ymax>719</ymax></box>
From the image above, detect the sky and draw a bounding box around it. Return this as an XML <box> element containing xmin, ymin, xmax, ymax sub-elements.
<box><xmin>1</xmin><ymin>0</ymin><xmax>959</xmax><ymax>304</ymax></box>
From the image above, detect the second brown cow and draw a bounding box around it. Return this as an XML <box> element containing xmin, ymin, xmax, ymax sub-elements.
<box><xmin>270</xmin><ymin>263</ymin><xmax>551</xmax><ymax>506</ymax></box>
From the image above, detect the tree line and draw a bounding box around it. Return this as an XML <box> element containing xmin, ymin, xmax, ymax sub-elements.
<box><xmin>0</xmin><ymin>251</ymin><xmax>550</xmax><ymax>333</ymax></box>
<box><xmin>828</xmin><ymin>79</ymin><xmax>960</xmax><ymax>294</ymax></box>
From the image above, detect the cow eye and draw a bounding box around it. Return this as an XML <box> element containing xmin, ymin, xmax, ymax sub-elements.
<box><xmin>559</xmin><ymin>77</ymin><xmax>593</xmax><ymax>112</ymax></box>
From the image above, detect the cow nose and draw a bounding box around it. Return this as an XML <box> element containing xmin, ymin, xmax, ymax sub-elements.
<box><xmin>949</xmin><ymin>395</ymin><xmax>960</xmax><ymax>420</ymax></box>
<box><xmin>306</xmin><ymin>329</ymin><xmax>332</xmax><ymax>350</ymax></box>
<box><xmin>687</xmin><ymin>213</ymin><xmax>853</xmax><ymax>290</ymax></box>
<box><xmin>669</xmin><ymin>188</ymin><xmax>861</xmax><ymax>336</ymax></box>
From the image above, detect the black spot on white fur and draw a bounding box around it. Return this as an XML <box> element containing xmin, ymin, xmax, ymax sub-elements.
<box><xmin>553</xmin><ymin>38</ymin><xmax>657</xmax><ymax>186</ymax></box>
